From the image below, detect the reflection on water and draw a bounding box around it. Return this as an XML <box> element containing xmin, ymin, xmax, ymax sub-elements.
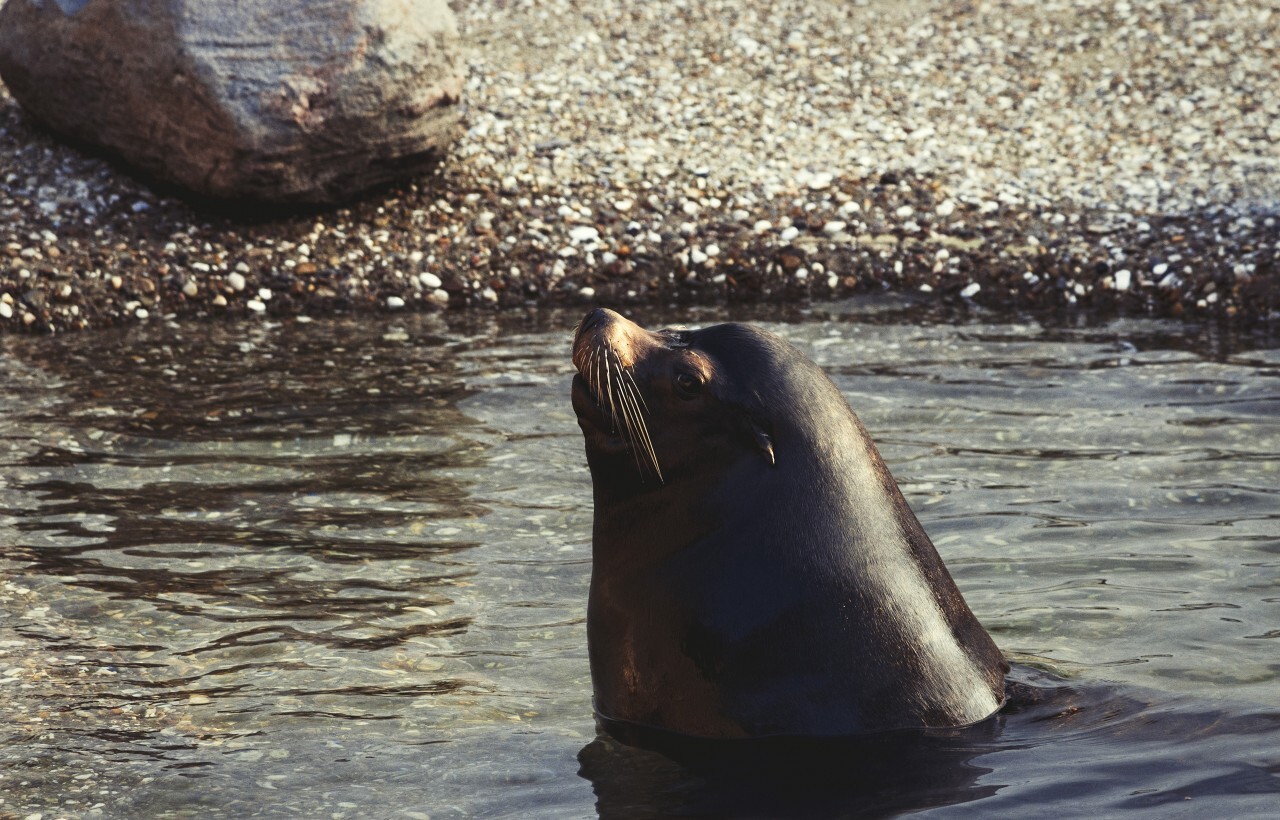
<box><xmin>1</xmin><ymin>303</ymin><xmax>1278</xmax><ymax>817</ymax></box>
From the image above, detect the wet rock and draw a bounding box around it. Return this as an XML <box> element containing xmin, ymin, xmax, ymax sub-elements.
<box><xmin>0</xmin><ymin>0</ymin><xmax>464</xmax><ymax>203</ymax></box>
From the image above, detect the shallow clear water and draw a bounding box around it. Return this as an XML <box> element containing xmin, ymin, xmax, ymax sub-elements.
<box><xmin>1</xmin><ymin>303</ymin><xmax>1277</xmax><ymax>817</ymax></box>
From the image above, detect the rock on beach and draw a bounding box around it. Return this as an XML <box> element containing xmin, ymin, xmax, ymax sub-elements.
<box><xmin>0</xmin><ymin>0</ymin><xmax>464</xmax><ymax>203</ymax></box>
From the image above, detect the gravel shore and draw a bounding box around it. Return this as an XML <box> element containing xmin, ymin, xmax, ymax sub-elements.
<box><xmin>1</xmin><ymin>0</ymin><xmax>1278</xmax><ymax>334</ymax></box>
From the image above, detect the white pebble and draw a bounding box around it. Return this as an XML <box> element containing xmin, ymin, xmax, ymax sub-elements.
<box><xmin>387</xmin><ymin>296</ymin><xmax>405</xmax><ymax>309</ymax></box>
<box><xmin>840</xmin><ymin>200</ymin><xmax>861</xmax><ymax>215</ymax></box>
<box><xmin>960</xmin><ymin>282</ymin><xmax>981</xmax><ymax>298</ymax></box>
<box><xmin>780</xmin><ymin>226</ymin><xmax>800</xmax><ymax>242</ymax></box>
<box><xmin>807</xmin><ymin>172</ymin><xmax>834</xmax><ymax>190</ymax></box>
<box><xmin>228</xmin><ymin>272</ymin><xmax>246</xmax><ymax>291</ymax></box>
<box><xmin>936</xmin><ymin>199</ymin><xmax>957</xmax><ymax>217</ymax></box>
<box><xmin>794</xmin><ymin>267</ymin><xmax>809</xmax><ymax>281</ymax></box>
<box><xmin>896</xmin><ymin>205</ymin><xmax>914</xmax><ymax>218</ymax></box>
<box><xmin>1114</xmin><ymin>270</ymin><xmax>1132</xmax><ymax>291</ymax></box>
<box><xmin>579</xmin><ymin>286</ymin><xmax>596</xmax><ymax>298</ymax></box>
<box><xmin>822</xmin><ymin>220</ymin><xmax>847</xmax><ymax>236</ymax></box>
<box><xmin>682</xmin><ymin>200</ymin><xmax>701</xmax><ymax>216</ymax></box>
<box><xmin>135</xmin><ymin>308</ymin><xmax>149</xmax><ymax>319</ymax></box>
<box><xmin>246</xmin><ymin>299</ymin><xmax>266</xmax><ymax>313</ymax></box>
<box><xmin>419</xmin><ymin>272</ymin><xmax>442</xmax><ymax>289</ymax></box>
<box><xmin>481</xmin><ymin>287</ymin><xmax>498</xmax><ymax>303</ymax></box>
<box><xmin>428</xmin><ymin>288</ymin><xmax>449</xmax><ymax>305</ymax></box>
<box><xmin>257</xmin><ymin>288</ymin><xmax>272</xmax><ymax>301</ymax></box>
<box><xmin>690</xmin><ymin>248</ymin><xmax>708</xmax><ymax>265</ymax></box>
<box><xmin>613</xmin><ymin>199</ymin><xmax>632</xmax><ymax>212</ymax></box>
<box><xmin>568</xmin><ymin>225</ymin><xmax>599</xmax><ymax>243</ymax></box>
<box><xmin>753</xmin><ymin>220</ymin><xmax>773</xmax><ymax>233</ymax></box>
<box><xmin>1152</xmin><ymin>263</ymin><xmax>1169</xmax><ymax>275</ymax></box>
<box><xmin>182</xmin><ymin>280</ymin><xmax>198</xmax><ymax>297</ymax></box>
<box><xmin>0</xmin><ymin>302</ymin><xmax>11</xmax><ymax>319</ymax></box>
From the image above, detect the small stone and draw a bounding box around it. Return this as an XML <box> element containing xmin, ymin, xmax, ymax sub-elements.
<box><xmin>780</xmin><ymin>226</ymin><xmax>800</xmax><ymax>242</ymax></box>
<box><xmin>806</xmin><ymin>172</ymin><xmax>833</xmax><ymax>190</ymax></box>
<box><xmin>822</xmin><ymin>220</ymin><xmax>847</xmax><ymax>235</ymax></box>
<box><xmin>135</xmin><ymin>307</ymin><xmax>149</xmax><ymax>319</ymax></box>
<box><xmin>427</xmin><ymin>288</ymin><xmax>449</xmax><ymax>305</ymax></box>
<box><xmin>613</xmin><ymin>199</ymin><xmax>632</xmax><ymax>212</ymax></box>
<box><xmin>110</xmin><ymin>275</ymin><xmax>123</xmax><ymax>289</ymax></box>
<box><xmin>794</xmin><ymin>267</ymin><xmax>809</xmax><ymax>281</ymax></box>
<box><xmin>579</xmin><ymin>286</ymin><xmax>596</xmax><ymax>298</ymax></box>
<box><xmin>182</xmin><ymin>280</ymin><xmax>198</xmax><ymax>297</ymax></box>
<box><xmin>705</xmin><ymin>244</ymin><xmax>720</xmax><ymax>257</ymax></box>
<box><xmin>228</xmin><ymin>272</ymin><xmax>246</xmax><ymax>291</ymax></box>
<box><xmin>387</xmin><ymin>295</ymin><xmax>405</xmax><ymax>308</ymax></box>
<box><xmin>935</xmin><ymin>199</ymin><xmax>957</xmax><ymax>217</ymax></box>
<box><xmin>419</xmin><ymin>272</ymin><xmax>442</xmax><ymax>289</ymax></box>
<box><xmin>1113</xmin><ymin>270</ymin><xmax>1131</xmax><ymax>291</ymax></box>
<box><xmin>212</xmin><ymin>294</ymin><xmax>227</xmax><ymax>306</ymax></box>
<box><xmin>0</xmin><ymin>301</ymin><xmax>11</xmax><ymax>319</ymax></box>
<box><xmin>840</xmin><ymin>200</ymin><xmax>861</xmax><ymax>215</ymax></box>
<box><xmin>568</xmin><ymin>225</ymin><xmax>599</xmax><ymax>243</ymax></box>
<box><xmin>960</xmin><ymin>282</ymin><xmax>981</xmax><ymax>298</ymax></box>
<box><xmin>690</xmin><ymin>248</ymin><xmax>708</xmax><ymax>265</ymax></box>
<box><xmin>753</xmin><ymin>220</ymin><xmax>773</xmax><ymax>233</ymax></box>
<box><xmin>246</xmin><ymin>299</ymin><xmax>266</xmax><ymax>312</ymax></box>
<box><xmin>481</xmin><ymin>286</ymin><xmax>498</xmax><ymax>303</ymax></box>
<box><xmin>257</xmin><ymin>287</ymin><xmax>272</xmax><ymax>300</ymax></box>
<box><xmin>681</xmin><ymin>200</ymin><xmax>700</xmax><ymax>216</ymax></box>
<box><xmin>896</xmin><ymin>205</ymin><xmax>914</xmax><ymax>218</ymax></box>
<box><xmin>1152</xmin><ymin>263</ymin><xmax>1169</xmax><ymax>275</ymax></box>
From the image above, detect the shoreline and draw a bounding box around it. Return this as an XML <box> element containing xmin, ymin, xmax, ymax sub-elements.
<box><xmin>1</xmin><ymin>0</ymin><xmax>1277</xmax><ymax>336</ymax></box>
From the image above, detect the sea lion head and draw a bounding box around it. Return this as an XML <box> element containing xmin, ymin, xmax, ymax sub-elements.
<box><xmin>571</xmin><ymin>308</ymin><xmax>849</xmax><ymax>497</ymax></box>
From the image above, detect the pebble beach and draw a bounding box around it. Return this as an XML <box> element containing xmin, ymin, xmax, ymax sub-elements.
<box><xmin>1</xmin><ymin>0</ymin><xmax>1278</xmax><ymax>334</ymax></box>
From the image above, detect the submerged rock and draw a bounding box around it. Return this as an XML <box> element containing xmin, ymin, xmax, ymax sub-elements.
<box><xmin>0</xmin><ymin>0</ymin><xmax>464</xmax><ymax>203</ymax></box>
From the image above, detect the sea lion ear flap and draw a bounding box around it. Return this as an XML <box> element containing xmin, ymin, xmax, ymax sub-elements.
<box><xmin>749</xmin><ymin>420</ymin><xmax>776</xmax><ymax>466</ymax></box>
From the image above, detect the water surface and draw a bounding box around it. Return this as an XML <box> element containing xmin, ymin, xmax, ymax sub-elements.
<box><xmin>1</xmin><ymin>303</ymin><xmax>1277</xmax><ymax>817</ymax></box>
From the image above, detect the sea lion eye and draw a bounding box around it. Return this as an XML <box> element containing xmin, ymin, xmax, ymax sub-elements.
<box><xmin>673</xmin><ymin>372</ymin><xmax>702</xmax><ymax>399</ymax></box>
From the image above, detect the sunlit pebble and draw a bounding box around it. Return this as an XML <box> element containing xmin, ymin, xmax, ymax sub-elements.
<box><xmin>731</xmin><ymin>209</ymin><xmax>751</xmax><ymax>222</ymax></box>
<box><xmin>387</xmin><ymin>295</ymin><xmax>406</xmax><ymax>308</ymax></box>
<box><xmin>419</xmin><ymin>272</ymin><xmax>442</xmax><ymax>289</ymax></box>
<box><xmin>807</xmin><ymin>172</ymin><xmax>834</xmax><ymax>190</ymax></box>
<box><xmin>600</xmin><ymin>252</ymin><xmax>618</xmax><ymax>265</ymax></box>
<box><xmin>427</xmin><ymin>288</ymin><xmax>449</xmax><ymax>305</ymax></box>
<box><xmin>228</xmin><ymin>272</ymin><xmax>246</xmax><ymax>291</ymax></box>
<box><xmin>960</xmin><ymin>282</ymin><xmax>981</xmax><ymax>298</ymax></box>
<box><xmin>682</xmin><ymin>200</ymin><xmax>700</xmax><ymax>216</ymax></box>
<box><xmin>690</xmin><ymin>248</ymin><xmax>708</xmax><ymax>265</ymax></box>
<box><xmin>579</xmin><ymin>286</ymin><xmax>596</xmax><ymax>298</ymax></box>
<box><xmin>613</xmin><ymin>199</ymin><xmax>632</xmax><ymax>212</ymax></box>
<box><xmin>896</xmin><ymin>205</ymin><xmax>914</xmax><ymax>218</ymax></box>
<box><xmin>182</xmin><ymin>280</ymin><xmax>198</xmax><ymax>297</ymax></box>
<box><xmin>840</xmin><ymin>201</ymin><xmax>861</xmax><ymax>215</ymax></box>
<box><xmin>247</xmin><ymin>299</ymin><xmax>266</xmax><ymax>313</ymax></box>
<box><xmin>919</xmin><ymin>284</ymin><xmax>934</xmax><ymax>293</ymax></box>
<box><xmin>257</xmin><ymin>288</ymin><xmax>272</xmax><ymax>301</ymax></box>
<box><xmin>780</xmin><ymin>226</ymin><xmax>800</xmax><ymax>242</ymax></box>
<box><xmin>22</xmin><ymin>312</ymin><xmax>35</xmax><ymax>325</ymax></box>
<box><xmin>481</xmin><ymin>287</ymin><xmax>498</xmax><ymax>303</ymax></box>
<box><xmin>235</xmin><ymin>262</ymin><xmax>250</xmax><ymax>274</ymax></box>
<box><xmin>0</xmin><ymin>302</ymin><xmax>11</xmax><ymax>319</ymax></box>
<box><xmin>1114</xmin><ymin>270</ymin><xmax>1132</xmax><ymax>291</ymax></box>
<box><xmin>822</xmin><ymin>220</ymin><xmax>847</xmax><ymax>236</ymax></box>
<box><xmin>753</xmin><ymin>220</ymin><xmax>773</xmax><ymax>233</ymax></box>
<box><xmin>705</xmin><ymin>244</ymin><xmax>720</xmax><ymax>257</ymax></box>
<box><xmin>135</xmin><ymin>307</ymin><xmax>149</xmax><ymax>319</ymax></box>
<box><xmin>794</xmin><ymin>267</ymin><xmax>809</xmax><ymax>281</ymax></box>
<box><xmin>936</xmin><ymin>199</ymin><xmax>957</xmax><ymax>217</ymax></box>
<box><xmin>110</xmin><ymin>275</ymin><xmax>123</xmax><ymax>289</ymax></box>
<box><xmin>569</xmin><ymin>225</ymin><xmax>599</xmax><ymax>243</ymax></box>
<box><xmin>1152</xmin><ymin>263</ymin><xmax>1169</xmax><ymax>275</ymax></box>
<box><xmin>212</xmin><ymin>294</ymin><xmax>227</xmax><ymax>307</ymax></box>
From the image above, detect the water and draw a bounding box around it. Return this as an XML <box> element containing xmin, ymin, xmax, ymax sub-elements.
<box><xmin>1</xmin><ymin>303</ymin><xmax>1277</xmax><ymax>817</ymax></box>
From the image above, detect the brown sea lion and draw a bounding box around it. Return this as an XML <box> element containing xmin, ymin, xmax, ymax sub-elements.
<box><xmin>571</xmin><ymin>308</ymin><xmax>1008</xmax><ymax>742</ymax></box>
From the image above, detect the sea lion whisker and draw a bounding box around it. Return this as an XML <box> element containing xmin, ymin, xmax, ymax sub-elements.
<box><xmin>622</xmin><ymin>369</ymin><xmax>650</xmax><ymax>414</ymax></box>
<box><xmin>617</xmin><ymin>380</ymin><xmax>663</xmax><ymax>483</ymax></box>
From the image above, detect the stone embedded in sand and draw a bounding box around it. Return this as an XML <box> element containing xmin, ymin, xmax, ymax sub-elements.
<box><xmin>0</xmin><ymin>0</ymin><xmax>464</xmax><ymax>203</ymax></box>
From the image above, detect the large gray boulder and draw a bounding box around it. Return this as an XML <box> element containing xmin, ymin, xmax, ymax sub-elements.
<box><xmin>0</xmin><ymin>0</ymin><xmax>465</xmax><ymax>203</ymax></box>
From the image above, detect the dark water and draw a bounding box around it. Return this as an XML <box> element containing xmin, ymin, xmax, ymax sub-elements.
<box><xmin>1</xmin><ymin>303</ymin><xmax>1277</xmax><ymax>818</ymax></box>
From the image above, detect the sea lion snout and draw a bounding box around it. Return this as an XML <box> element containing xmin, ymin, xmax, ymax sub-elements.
<box><xmin>573</xmin><ymin>307</ymin><xmax>657</xmax><ymax>372</ymax></box>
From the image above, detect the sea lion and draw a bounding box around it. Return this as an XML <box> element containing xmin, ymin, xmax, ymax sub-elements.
<box><xmin>571</xmin><ymin>308</ymin><xmax>1008</xmax><ymax>742</ymax></box>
